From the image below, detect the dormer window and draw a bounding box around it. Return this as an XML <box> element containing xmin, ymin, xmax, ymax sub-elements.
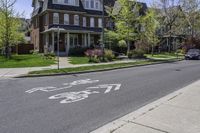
<box><xmin>83</xmin><ymin>0</ymin><xmax>102</xmax><ymax>11</ymax></box>
<box><xmin>53</xmin><ymin>0</ymin><xmax>79</xmax><ymax>6</ymax></box>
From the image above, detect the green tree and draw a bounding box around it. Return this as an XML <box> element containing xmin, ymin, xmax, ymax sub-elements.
<box><xmin>0</xmin><ymin>0</ymin><xmax>24</xmax><ymax>58</ymax></box>
<box><xmin>140</xmin><ymin>9</ymin><xmax>160</xmax><ymax>55</ymax></box>
<box><xmin>109</xmin><ymin>0</ymin><xmax>141</xmax><ymax>54</ymax></box>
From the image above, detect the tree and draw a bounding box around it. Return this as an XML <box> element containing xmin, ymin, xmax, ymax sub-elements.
<box><xmin>179</xmin><ymin>0</ymin><xmax>200</xmax><ymax>38</ymax></box>
<box><xmin>153</xmin><ymin>0</ymin><xmax>182</xmax><ymax>52</ymax></box>
<box><xmin>0</xmin><ymin>0</ymin><xmax>24</xmax><ymax>58</ymax></box>
<box><xmin>109</xmin><ymin>0</ymin><xmax>141</xmax><ymax>54</ymax></box>
<box><xmin>140</xmin><ymin>9</ymin><xmax>160</xmax><ymax>55</ymax></box>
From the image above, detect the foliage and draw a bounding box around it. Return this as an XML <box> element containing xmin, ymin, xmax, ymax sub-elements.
<box><xmin>179</xmin><ymin>0</ymin><xmax>200</xmax><ymax>37</ymax></box>
<box><xmin>85</xmin><ymin>49</ymin><xmax>104</xmax><ymax>63</ymax></box>
<box><xmin>128</xmin><ymin>49</ymin><xmax>146</xmax><ymax>59</ymax></box>
<box><xmin>104</xmin><ymin>49</ymin><xmax>115</xmax><ymax>61</ymax></box>
<box><xmin>139</xmin><ymin>9</ymin><xmax>160</xmax><ymax>55</ymax></box>
<box><xmin>0</xmin><ymin>0</ymin><xmax>25</xmax><ymax>58</ymax></box>
<box><xmin>118</xmin><ymin>40</ymin><xmax>127</xmax><ymax>48</ymax></box>
<box><xmin>182</xmin><ymin>37</ymin><xmax>200</xmax><ymax>52</ymax></box>
<box><xmin>43</xmin><ymin>53</ymin><xmax>56</xmax><ymax>60</ymax></box>
<box><xmin>108</xmin><ymin>0</ymin><xmax>141</xmax><ymax>53</ymax></box>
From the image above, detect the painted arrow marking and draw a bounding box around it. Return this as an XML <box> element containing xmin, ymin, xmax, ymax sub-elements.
<box><xmin>87</xmin><ymin>84</ymin><xmax>121</xmax><ymax>93</ymax></box>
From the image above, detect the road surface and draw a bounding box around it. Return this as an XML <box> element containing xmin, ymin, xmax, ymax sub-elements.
<box><xmin>0</xmin><ymin>60</ymin><xmax>200</xmax><ymax>133</ymax></box>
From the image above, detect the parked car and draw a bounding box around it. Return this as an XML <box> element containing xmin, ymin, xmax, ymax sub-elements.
<box><xmin>185</xmin><ymin>49</ymin><xmax>200</xmax><ymax>60</ymax></box>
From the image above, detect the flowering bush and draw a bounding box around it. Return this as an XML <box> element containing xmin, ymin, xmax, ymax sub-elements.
<box><xmin>85</xmin><ymin>49</ymin><xmax>103</xmax><ymax>63</ymax></box>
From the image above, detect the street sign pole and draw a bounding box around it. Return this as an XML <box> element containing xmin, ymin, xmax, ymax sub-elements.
<box><xmin>101</xmin><ymin>0</ymin><xmax>105</xmax><ymax>60</ymax></box>
<box><xmin>57</xmin><ymin>26</ymin><xmax>60</xmax><ymax>70</ymax></box>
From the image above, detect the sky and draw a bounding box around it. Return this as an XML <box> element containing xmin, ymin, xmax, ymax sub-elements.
<box><xmin>14</xmin><ymin>0</ymin><xmax>151</xmax><ymax>19</ymax></box>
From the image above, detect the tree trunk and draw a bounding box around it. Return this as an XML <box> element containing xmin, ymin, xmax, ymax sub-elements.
<box><xmin>151</xmin><ymin>45</ymin><xmax>154</xmax><ymax>56</ymax></box>
<box><xmin>127</xmin><ymin>40</ymin><xmax>130</xmax><ymax>54</ymax></box>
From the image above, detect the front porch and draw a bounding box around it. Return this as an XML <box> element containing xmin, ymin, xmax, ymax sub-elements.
<box><xmin>42</xmin><ymin>28</ymin><xmax>101</xmax><ymax>56</ymax></box>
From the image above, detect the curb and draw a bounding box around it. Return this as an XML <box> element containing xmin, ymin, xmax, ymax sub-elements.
<box><xmin>16</xmin><ymin>59</ymin><xmax>183</xmax><ymax>78</ymax></box>
<box><xmin>90</xmin><ymin>79</ymin><xmax>199</xmax><ymax>133</ymax></box>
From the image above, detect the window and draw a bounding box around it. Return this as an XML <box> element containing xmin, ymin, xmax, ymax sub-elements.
<box><xmin>64</xmin><ymin>14</ymin><xmax>69</xmax><ymax>25</ymax></box>
<box><xmin>90</xmin><ymin>0</ymin><xmax>94</xmax><ymax>8</ymax></box>
<box><xmin>83</xmin><ymin>17</ymin><xmax>87</xmax><ymax>27</ymax></box>
<box><xmin>90</xmin><ymin>17</ymin><xmax>94</xmax><ymax>27</ymax></box>
<box><xmin>95</xmin><ymin>1</ymin><xmax>100</xmax><ymax>9</ymax></box>
<box><xmin>98</xmin><ymin>18</ymin><xmax>102</xmax><ymax>28</ymax></box>
<box><xmin>53</xmin><ymin>13</ymin><xmax>59</xmax><ymax>24</ymax></box>
<box><xmin>74</xmin><ymin>15</ymin><xmax>79</xmax><ymax>25</ymax></box>
<box><xmin>53</xmin><ymin>0</ymin><xmax>79</xmax><ymax>6</ymax></box>
<box><xmin>83</xmin><ymin>0</ymin><xmax>102</xmax><ymax>10</ymax></box>
<box><xmin>64</xmin><ymin>0</ymin><xmax>69</xmax><ymax>4</ymax></box>
<box><xmin>85</xmin><ymin>0</ymin><xmax>89</xmax><ymax>8</ymax></box>
<box><xmin>44</xmin><ymin>14</ymin><xmax>48</xmax><ymax>25</ymax></box>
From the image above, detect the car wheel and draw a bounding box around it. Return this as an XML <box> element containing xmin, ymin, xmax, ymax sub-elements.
<box><xmin>198</xmin><ymin>56</ymin><xmax>200</xmax><ymax>60</ymax></box>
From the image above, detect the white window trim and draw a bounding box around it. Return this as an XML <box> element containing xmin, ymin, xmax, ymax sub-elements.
<box><xmin>90</xmin><ymin>17</ymin><xmax>95</xmax><ymax>28</ymax></box>
<box><xmin>64</xmin><ymin>14</ymin><xmax>69</xmax><ymax>25</ymax></box>
<box><xmin>83</xmin><ymin>17</ymin><xmax>87</xmax><ymax>27</ymax></box>
<box><xmin>98</xmin><ymin>18</ymin><xmax>102</xmax><ymax>28</ymax></box>
<box><xmin>53</xmin><ymin>0</ymin><xmax>79</xmax><ymax>6</ymax></box>
<box><xmin>83</xmin><ymin>0</ymin><xmax>103</xmax><ymax>11</ymax></box>
<box><xmin>53</xmin><ymin>13</ymin><xmax>59</xmax><ymax>24</ymax></box>
<box><xmin>74</xmin><ymin>15</ymin><xmax>79</xmax><ymax>26</ymax></box>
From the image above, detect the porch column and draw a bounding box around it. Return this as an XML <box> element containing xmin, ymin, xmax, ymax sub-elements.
<box><xmin>45</xmin><ymin>33</ymin><xmax>49</xmax><ymax>53</ymax></box>
<box><xmin>66</xmin><ymin>32</ymin><xmax>70</xmax><ymax>56</ymax></box>
<box><xmin>88</xmin><ymin>33</ymin><xmax>91</xmax><ymax>47</ymax></box>
<box><xmin>84</xmin><ymin>33</ymin><xmax>87</xmax><ymax>47</ymax></box>
<box><xmin>51</xmin><ymin>32</ymin><xmax>55</xmax><ymax>53</ymax></box>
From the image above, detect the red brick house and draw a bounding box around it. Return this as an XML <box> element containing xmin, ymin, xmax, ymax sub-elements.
<box><xmin>31</xmin><ymin>0</ymin><xmax>115</xmax><ymax>55</ymax></box>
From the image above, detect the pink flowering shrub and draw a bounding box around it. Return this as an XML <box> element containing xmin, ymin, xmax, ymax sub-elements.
<box><xmin>85</xmin><ymin>49</ymin><xmax>104</xmax><ymax>63</ymax></box>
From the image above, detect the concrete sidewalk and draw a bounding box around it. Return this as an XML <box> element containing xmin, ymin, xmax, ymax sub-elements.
<box><xmin>0</xmin><ymin>58</ymin><xmax>137</xmax><ymax>78</ymax></box>
<box><xmin>91</xmin><ymin>80</ymin><xmax>200</xmax><ymax>133</ymax></box>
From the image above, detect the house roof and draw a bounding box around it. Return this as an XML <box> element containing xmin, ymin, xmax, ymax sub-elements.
<box><xmin>32</xmin><ymin>0</ymin><xmax>116</xmax><ymax>16</ymax></box>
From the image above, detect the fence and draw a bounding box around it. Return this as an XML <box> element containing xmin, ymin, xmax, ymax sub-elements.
<box><xmin>12</xmin><ymin>44</ymin><xmax>34</xmax><ymax>54</ymax></box>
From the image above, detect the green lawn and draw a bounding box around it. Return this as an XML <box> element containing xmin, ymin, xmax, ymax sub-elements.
<box><xmin>28</xmin><ymin>58</ymin><xmax>182</xmax><ymax>75</ymax></box>
<box><xmin>145</xmin><ymin>53</ymin><xmax>184</xmax><ymax>60</ymax></box>
<box><xmin>0</xmin><ymin>54</ymin><xmax>55</xmax><ymax>68</ymax></box>
<box><xmin>68</xmin><ymin>56</ymin><xmax>90</xmax><ymax>64</ymax></box>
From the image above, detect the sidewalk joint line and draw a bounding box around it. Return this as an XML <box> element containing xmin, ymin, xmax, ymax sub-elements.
<box><xmin>128</xmin><ymin>121</ymin><xmax>170</xmax><ymax>133</ymax></box>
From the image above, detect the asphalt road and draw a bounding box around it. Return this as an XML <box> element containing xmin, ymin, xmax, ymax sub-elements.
<box><xmin>0</xmin><ymin>60</ymin><xmax>200</xmax><ymax>133</ymax></box>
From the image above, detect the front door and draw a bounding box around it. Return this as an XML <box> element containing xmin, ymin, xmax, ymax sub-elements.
<box><xmin>70</xmin><ymin>34</ymin><xmax>78</xmax><ymax>47</ymax></box>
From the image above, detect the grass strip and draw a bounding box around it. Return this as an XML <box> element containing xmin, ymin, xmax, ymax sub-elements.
<box><xmin>28</xmin><ymin>59</ymin><xmax>181</xmax><ymax>75</ymax></box>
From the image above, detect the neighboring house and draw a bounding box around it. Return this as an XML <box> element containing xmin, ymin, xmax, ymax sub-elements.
<box><xmin>19</xmin><ymin>18</ymin><xmax>31</xmax><ymax>43</ymax></box>
<box><xmin>31</xmin><ymin>0</ymin><xmax>115</xmax><ymax>55</ymax></box>
<box><xmin>155</xmin><ymin>6</ymin><xmax>186</xmax><ymax>52</ymax></box>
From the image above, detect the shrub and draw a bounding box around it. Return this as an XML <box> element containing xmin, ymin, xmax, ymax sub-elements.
<box><xmin>69</xmin><ymin>47</ymin><xmax>88</xmax><ymax>56</ymax></box>
<box><xmin>118</xmin><ymin>40</ymin><xmax>127</xmax><ymax>48</ymax></box>
<box><xmin>104</xmin><ymin>49</ymin><xmax>115</xmax><ymax>61</ymax></box>
<box><xmin>43</xmin><ymin>53</ymin><xmax>56</xmax><ymax>60</ymax></box>
<box><xmin>128</xmin><ymin>49</ymin><xmax>146</xmax><ymax>59</ymax></box>
<box><xmin>30</xmin><ymin>50</ymin><xmax>39</xmax><ymax>55</ymax></box>
<box><xmin>85</xmin><ymin>49</ymin><xmax>103</xmax><ymax>63</ymax></box>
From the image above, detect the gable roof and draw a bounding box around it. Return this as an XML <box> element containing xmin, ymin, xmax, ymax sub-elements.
<box><xmin>32</xmin><ymin>0</ymin><xmax>116</xmax><ymax>16</ymax></box>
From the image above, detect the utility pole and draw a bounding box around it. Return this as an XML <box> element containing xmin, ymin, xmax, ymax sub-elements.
<box><xmin>57</xmin><ymin>26</ymin><xmax>60</xmax><ymax>70</ymax></box>
<box><xmin>101</xmin><ymin>0</ymin><xmax>105</xmax><ymax>59</ymax></box>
